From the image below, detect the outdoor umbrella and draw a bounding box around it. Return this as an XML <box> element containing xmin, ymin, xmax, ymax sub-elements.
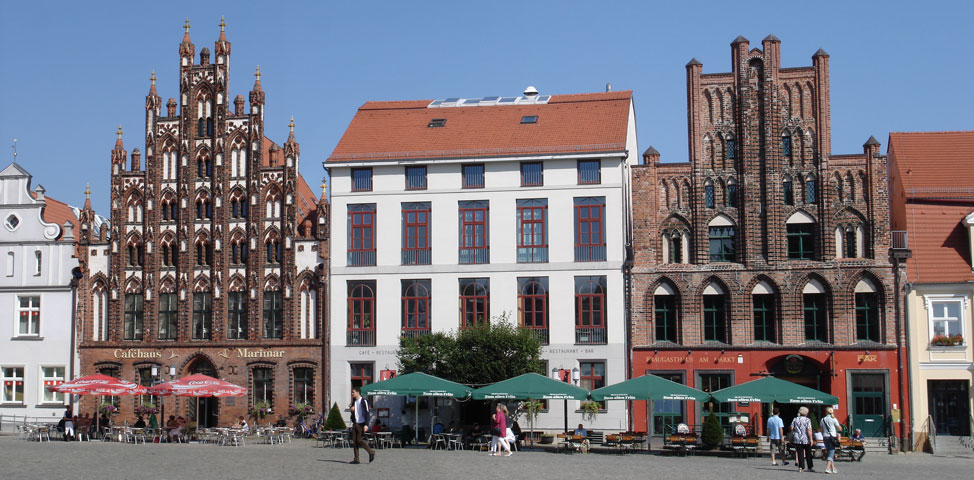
<box><xmin>472</xmin><ymin>373</ymin><xmax>590</xmax><ymax>444</ymax></box>
<box><xmin>360</xmin><ymin>372</ymin><xmax>471</xmax><ymax>443</ymax></box>
<box><xmin>47</xmin><ymin>373</ymin><xmax>147</xmax><ymax>434</ymax></box>
<box><xmin>471</xmin><ymin>373</ymin><xmax>589</xmax><ymax>400</ymax></box>
<box><xmin>589</xmin><ymin>374</ymin><xmax>710</xmax><ymax>402</ymax></box>
<box><xmin>709</xmin><ymin>376</ymin><xmax>839</xmax><ymax>405</ymax></box>
<box><xmin>147</xmin><ymin>374</ymin><xmax>247</xmax><ymax>431</ymax></box>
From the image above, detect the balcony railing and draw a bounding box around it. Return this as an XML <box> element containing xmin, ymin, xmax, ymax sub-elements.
<box><xmin>891</xmin><ymin>231</ymin><xmax>909</xmax><ymax>250</ymax></box>
<box><xmin>458</xmin><ymin>247</ymin><xmax>489</xmax><ymax>264</ymax></box>
<box><xmin>517</xmin><ymin>247</ymin><xmax>549</xmax><ymax>263</ymax></box>
<box><xmin>401</xmin><ymin>249</ymin><xmax>431</xmax><ymax>266</ymax></box>
<box><xmin>346</xmin><ymin>329</ymin><xmax>376</xmax><ymax>346</ymax></box>
<box><xmin>574</xmin><ymin>245</ymin><xmax>607</xmax><ymax>262</ymax></box>
<box><xmin>575</xmin><ymin>327</ymin><xmax>607</xmax><ymax>345</ymax></box>
<box><xmin>521</xmin><ymin>327</ymin><xmax>549</xmax><ymax>345</ymax></box>
<box><xmin>400</xmin><ymin>328</ymin><xmax>431</xmax><ymax>340</ymax></box>
<box><xmin>347</xmin><ymin>250</ymin><xmax>376</xmax><ymax>267</ymax></box>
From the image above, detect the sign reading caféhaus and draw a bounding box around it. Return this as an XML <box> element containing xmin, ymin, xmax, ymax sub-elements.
<box><xmin>113</xmin><ymin>349</ymin><xmax>163</xmax><ymax>359</ymax></box>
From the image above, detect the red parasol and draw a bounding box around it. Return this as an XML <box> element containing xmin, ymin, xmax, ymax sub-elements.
<box><xmin>48</xmin><ymin>373</ymin><xmax>146</xmax><ymax>395</ymax></box>
<box><xmin>147</xmin><ymin>374</ymin><xmax>246</xmax><ymax>397</ymax></box>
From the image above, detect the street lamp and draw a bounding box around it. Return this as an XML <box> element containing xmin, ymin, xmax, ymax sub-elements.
<box><xmin>153</xmin><ymin>365</ymin><xmax>177</xmax><ymax>438</ymax></box>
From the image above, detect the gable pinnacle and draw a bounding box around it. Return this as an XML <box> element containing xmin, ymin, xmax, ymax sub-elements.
<box><xmin>320</xmin><ymin>177</ymin><xmax>328</xmax><ymax>198</ymax></box>
<box><xmin>184</xmin><ymin>18</ymin><xmax>191</xmax><ymax>35</ymax></box>
<box><xmin>219</xmin><ymin>16</ymin><xmax>226</xmax><ymax>32</ymax></box>
<box><xmin>150</xmin><ymin>70</ymin><xmax>156</xmax><ymax>86</ymax></box>
<box><xmin>85</xmin><ymin>184</ymin><xmax>91</xmax><ymax>200</ymax></box>
<box><xmin>11</xmin><ymin>138</ymin><xmax>16</xmax><ymax>161</ymax></box>
<box><xmin>255</xmin><ymin>65</ymin><xmax>262</xmax><ymax>81</ymax></box>
<box><xmin>115</xmin><ymin>125</ymin><xmax>124</xmax><ymax>148</ymax></box>
<box><xmin>289</xmin><ymin>116</ymin><xmax>295</xmax><ymax>133</ymax></box>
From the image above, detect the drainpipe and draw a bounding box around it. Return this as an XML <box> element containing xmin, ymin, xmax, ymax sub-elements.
<box><xmin>893</xmin><ymin>255</ymin><xmax>909</xmax><ymax>452</ymax></box>
<box><xmin>69</xmin><ymin>268</ymin><xmax>81</xmax><ymax>415</ymax></box>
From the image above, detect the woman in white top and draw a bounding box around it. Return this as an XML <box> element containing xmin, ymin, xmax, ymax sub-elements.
<box><xmin>820</xmin><ymin>407</ymin><xmax>841</xmax><ymax>474</ymax></box>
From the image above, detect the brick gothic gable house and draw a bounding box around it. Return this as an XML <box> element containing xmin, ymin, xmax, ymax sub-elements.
<box><xmin>631</xmin><ymin>36</ymin><xmax>908</xmax><ymax>443</ymax></box>
<box><xmin>75</xmin><ymin>19</ymin><xmax>329</xmax><ymax>426</ymax></box>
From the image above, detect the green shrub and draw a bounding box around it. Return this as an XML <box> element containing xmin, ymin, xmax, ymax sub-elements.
<box><xmin>324</xmin><ymin>402</ymin><xmax>347</xmax><ymax>430</ymax></box>
<box><xmin>701</xmin><ymin>411</ymin><xmax>724</xmax><ymax>449</ymax></box>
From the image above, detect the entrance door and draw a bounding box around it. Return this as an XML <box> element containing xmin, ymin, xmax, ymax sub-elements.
<box><xmin>187</xmin><ymin>358</ymin><xmax>219</xmax><ymax>428</ymax></box>
<box><xmin>851</xmin><ymin>373</ymin><xmax>886</xmax><ymax>437</ymax></box>
<box><xmin>929</xmin><ymin>380</ymin><xmax>971</xmax><ymax>436</ymax></box>
<box><xmin>650</xmin><ymin>372</ymin><xmax>685</xmax><ymax>435</ymax></box>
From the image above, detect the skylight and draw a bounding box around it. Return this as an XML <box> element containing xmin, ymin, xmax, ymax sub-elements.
<box><xmin>428</xmin><ymin>118</ymin><xmax>447</xmax><ymax>128</ymax></box>
<box><xmin>520</xmin><ymin>115</ymin><xmax>538</xmax><ymax>124</ymax></box>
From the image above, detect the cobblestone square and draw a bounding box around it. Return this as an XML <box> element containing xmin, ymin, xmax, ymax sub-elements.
<box><xmin>1</xmin><ymin>436</ymin><xmax>970</xmax><ymax>480</ymax></box>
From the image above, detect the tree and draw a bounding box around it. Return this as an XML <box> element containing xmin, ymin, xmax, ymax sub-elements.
<box><xmin>324</xmin><ymin>402</ymin><xmax>346</xmax><ymax>430</ymax></box>
<box><xmin>702</xmin><ymin>411</ymin><xmax>724</xmax><ymax>449</ymax></box>
<box><xmin>397</xmin><ymin>312</ymin><xmax>544</xmax><ymax>385</ymax></box>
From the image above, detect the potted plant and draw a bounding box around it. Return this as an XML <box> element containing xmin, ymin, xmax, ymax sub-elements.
<box><xmin>540</xmin><ymin>432</ymin><xmax>555</xmax><ymax>445</ymax></box>
<box><xmin>950</xmin><ymin>334</ymin><xmax>964</xmax><ymax>346</ymax></box>
<box><xmin>931</xmin><ymin>335</ymin><xmax>953</xmax><ymax>346</ymax></box>
<box><xmin>519</xmin><ymin>400</ymin><xmax>545</xmax><ymax>447</ymax></box>
<box><xmin>324</xmin><ymin>402</ymin><xmax>347</xmax><ymax>431</ymax></box>
<box><xmin>99</xmin><ymin>402</ymin><xmax>119</xmax><ymax>416</ymax></box>
<box><xmin>580</xmin><ymin>401</ymin><xmax>601</xmax><ymax>423</ymax></box>
<box><xmin>249</xmin><ymin>401</ymin><xmax>272</xmax><ymax>421</ymax></box>
<box><xmin>134</xmin><ymin>402</ymin><xmax>159</xmax><ymax>417</ymax></box>
<box><xmin>288</xmin><ymin>403</ymin><xmax>314</xmax><ymax>419</ymax></box>
<box><xmin>701</xmin><ymin>411</ymin><xmax>723</xmax><ymax>449</ymax></box>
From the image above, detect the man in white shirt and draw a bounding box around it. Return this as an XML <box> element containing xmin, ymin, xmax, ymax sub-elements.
<box><xmin>350</xmin><ymin>387</ymin><xmax>375</xmax><ymax>464</ymax></box>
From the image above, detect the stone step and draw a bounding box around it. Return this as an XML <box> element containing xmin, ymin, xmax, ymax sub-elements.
<box><xmin>932</xmin><ymin>436</ymin><xmax>974</xmax><ymax>458</ymax></box>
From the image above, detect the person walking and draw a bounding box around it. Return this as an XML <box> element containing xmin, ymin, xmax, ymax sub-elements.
<box><xmin>790</xmin><ymin>406</ymin><xmax>814</xmax><ymax>473</ymax></box>
<box><xmin>767</xmin><ymin>408</ymin><xmax>787</xmax><ymax>466</ymax></box>
<box><xmin>820</xmin><ymin>407</ymin><xmax>841</xmax><ymax>474</ymax></box>
<box><xmin>350</xmin><ymin>386</ymin><xmax>375</xmax><ymax>464</ymax></box>
<box><xmin>489</xmin><ymin>403</ymin><xmax>512</xmax><ymax>456</ymax></box>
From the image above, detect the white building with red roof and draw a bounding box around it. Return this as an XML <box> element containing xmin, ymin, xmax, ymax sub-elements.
<box><xmin>325</xmin><ymin>88</ymin><xmax>637</xmax><ymax>431</ymax></box>
<box><xmin>889</xmin><ymin>131</ymin><xmax>974</xmax><ymax>443</ymax></box>
<box><xmin>0</xmin><ymin>162</ymin><xmax>82</xmax><ymax>422</ymax></box>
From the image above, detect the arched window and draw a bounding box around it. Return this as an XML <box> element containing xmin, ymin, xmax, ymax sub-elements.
<box><xmin>781</xmin><ymin>134</ymin><xmax>792</xmax><ymax>159</ymax></box>
<box><xmin>704</xmin><ymin>180</ymin><xmax>715</xmax><ymax>209</ymax></box>
<box><xmin>518</xmin><ymin>278</ymin><xmax>548</xmax><ymax>344</ymax></box>
<box><xmin>855</xmin><ymin>279</ymin><xmax>881</xmax><ymax>343</ymax></box>
<box><xmin>196</xmin><ymin>196</ymin><xmax>212</xmax><ymax>220</ymax></box>
<box><xmin>726</xmin><ymin>178</ymin><xmax>738</xmax><ymax>208</ymax></box>
<box><xmin>198</xmin><ymin>117</ymin><xmax>205</xmax><ymax>137</ymax></box>
<box><xmin>265</xmin><ymin>190</ymin><xmax>282</xmax><ymax>218</ymax></box>
<box><xmin>805</xmin><ymin>175</ymin><xmax>817</xmax><ymax>204</ymax></box>
<box><xmin>654</xmin><ymin>282</ymin><xmax>678</xmax><ymax>343</ymax></box>
<box><xmin>91</xmin><ymin>285</ymin><xmax>107</xmax><ymax>341</ymax></box>
<box><xmin>347</xmin><ymin>281</ymin><xmax>375</xmax><ymax>345</ymax></box>
<box><xmin>708</xmin><ymin>215</ymin><xmax>736</xmax><ymax>262</ymax></box>
<box><xmin>265</xmin><ymin>236</ymin><xmax>281</xmax><ymax>264</ymax></box>
<box><xmin>574</xmin><ymin>276</ymin><xmax>606</xmax><ymax>344</ymax></box>
<box><xmin>227</xmin><ymin>288</ymin><xmax>248</xmax><ymax>340</ymax></box>
<box><xmin>196</xmin><ymin>240</ymin><xmax>212</xmax><ymax>266</ymax></box>
<box><xmin>262</xmin><ymin>289</ymin><xmax>283</xmax><ymax>339</ymax></box>
<box><xmin>786</xmin><ymin>211</ymin><xmax>816</xmax><ymax>260</ymax></box>
<box><xmin>802</xmin><ymin>280</ymin><xmax>829</xmax><ymax>343</ymax></box>
<box><xmin>702</xmin><ymin>282</ymin><xmax>727</xmax><ymax>343</ymax></box>
<box><xmin>299</xmin><ymin>286</ymin><xmax>317</xmax><ymax>340</ymax></box>
<box><xmin>752</xmin><ymin>281</ymin><xmax>776</xmax><ymax>343</ymax></box>
<box><xmin>460</xmin><ymin>278</ymin><xmax>490</xmax><ymax>329</ymax></box>
<box><xmin>192</xmin><ymin>290</ymin><xmax>212</xmax><ymax>339</ymax></box>
<box><xmin>783</xmin><ymin>176</ymin><xmax>794</xmax><ymax>206</ymax></box>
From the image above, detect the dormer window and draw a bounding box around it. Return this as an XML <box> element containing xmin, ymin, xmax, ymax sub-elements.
<box><xmin>427</xmin><ymin>118</ymin><xmax>446</xmax><ymax>128</ymax></box>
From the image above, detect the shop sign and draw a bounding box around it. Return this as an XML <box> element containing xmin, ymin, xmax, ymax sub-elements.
<box><xmin>857</xmin><ymin>354</ymin><xmax>877</xmax><ymax>363</ymax></box>
<box><xmin>223</xmin><ymin>348</ymin><xmax>285</xmax><ymax>358</ymax></box>
<box><xmin>113</xmin><ymin>349</ymin><xmax>163</xmax><ymax>359</ymax></box>
<box><xmin>784</xmin><ymin>355</ymin><xmax>804</xmax><ymax>374</ymax></box>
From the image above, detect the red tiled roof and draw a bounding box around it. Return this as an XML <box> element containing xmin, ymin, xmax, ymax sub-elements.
<box><xmin>29</xmin><ymin>193</ymin><xmax>80</xmax><ymax>241</ymax></box>
<box><xmin>328</xmin><ymin>91</ymin><xmax>632</xmax><ymax>162</ymax></box>
<box><xmin>888</xmin><ymin>131</ymin><xmax>974</xmax><ymax>199</ymax></box>
<box><xmin>904</xmin><ymin>203</ymin><xmax>974</xmax><ymax>283</ymax></box>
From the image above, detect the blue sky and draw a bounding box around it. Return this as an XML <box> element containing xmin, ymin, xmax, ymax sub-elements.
<box><xmin>1</xmin><ymin>0</ymin><xmax>971</xmax><ymax>213</ymax></box>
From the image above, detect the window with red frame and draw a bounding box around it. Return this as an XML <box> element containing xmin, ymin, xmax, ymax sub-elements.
<box><xmin>574</xmin><ymin>197</ymin><xmax>606</xmax><ymax>262</ymax></box>
<box><xmin>577</xmin><ymin>159</ymin><xmax>601</xmax><ymax>184</ymax></box>
<box><xmin>516</xmin><ymin>199</ymin><xmax>548</xmax><ymax>263</ymax></box>
<box><xmin>517</xmin><ymin>277</ymin><xmax>548</xmax><ymax>345</ymax></box>
<box><xmin>402</xmin><ymin>202</ymin><xmax>431</xmax><ymax>265</ymax></box>
<box><xmin>579</xmin><ymin>361</ymin><xmax>606</xmax><ymax>408</ymax></box>
<box><xmin>347</xmin><ymin>204</ymin><xmax>376</xmax><ymax>266</ymax></box>
<box><xmin>347</xmin><ymin>280</ymin><xmax>376</xmax><ymax>346</ymax></box>
<box><xmin>350</xmin><ymin>363</ymin><xmax>373</xmax><ymax>390</ymax></box>
<box><xmin>458</xmin><ymin>201</ymin><xmax>489</xmax><ymax>264</ymax></box>
<box><xmin>459</xmin><ymin>278</ymin><xmax>489</xmax><ymax>329</ymax></box>
<box><xmin>401</xmin><ymin>279</ymin><xmax>431</xmax><ymax>335</ymax></box>
<box><xmin>575</xmin><ymin>276</ymin><xmax>607</xmax><ymax>344</ymax></box>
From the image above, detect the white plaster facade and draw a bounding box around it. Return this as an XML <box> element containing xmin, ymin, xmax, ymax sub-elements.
<box><xmin>0</xmin><ymin>163</ymin><xmax>79</xmax><ymax>423</ymax></box>
<box><xmin>326</xmin><ymin>94</ymin><xmax>638</xmax><ymax>433</ymax></box>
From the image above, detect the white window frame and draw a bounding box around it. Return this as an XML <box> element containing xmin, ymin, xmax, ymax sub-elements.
<box><xmin>16</xmin><ymin>295</ymin><xmax>41</xmax><ymax>337</ymax></box>
<box><xmin>924</xmin><ymin>294</ymin><xmax>968</xmax><ymax>344</ymax></box>
<box><xmin>1</xmin><ymin>365</ymin><xmax>26</xmax><ymax>404</ymax></box>
<box><xmin>39</xmin><ymin>365</ymin><xmax>65</xmax><ymax>405</ymax></box>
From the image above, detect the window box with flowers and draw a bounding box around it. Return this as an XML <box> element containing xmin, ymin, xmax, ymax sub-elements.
<box><xmin>289</xmin><ymin>402</ymin><xmax>314</xmax><ymax>419</ymax></box>
<box><xmin>249</xmin><ymin>401</ymin><xmax>272</xmax><ymax>420</ymax></box>
<box><xmin>930</xmin><ymin>334</ymin><xmax>964</xmax><ymax>347</ymax></box>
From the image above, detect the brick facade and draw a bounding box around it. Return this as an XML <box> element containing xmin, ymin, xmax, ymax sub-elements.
<box><xmin>630</xmin><ymin>36</ymin><xmax>906</xmax><ymax>439</ymax></box>
<box><xmin>73</xmin><ymin>20</ymin><xmax>329</xmax><ymax>427</ymax></box>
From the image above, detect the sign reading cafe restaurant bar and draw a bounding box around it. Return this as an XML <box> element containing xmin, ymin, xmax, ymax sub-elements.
<box><xmin>112</xmin><ymin>348</ymin><xmax>286</xmax><ymax>359</ymax></box>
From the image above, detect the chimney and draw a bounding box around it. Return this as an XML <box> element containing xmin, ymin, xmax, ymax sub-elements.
<box><xmin>523</xmin><ymin>86</ymin><xmax>539</xmax><ymax>97</ymax></box>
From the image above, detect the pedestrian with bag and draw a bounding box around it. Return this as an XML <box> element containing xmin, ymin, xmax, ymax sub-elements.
<box><xmin>349</xmin><ymin>386</ymin><xmax>376</xmax><ymax>464</ymax></box>
<box><xmin>489</xmin><ymin>403</ymin><xmax>512</xmax><ymax>456</ymax></box>
<box><xmin>790</xmin><ymin>406</ymin><xmax>815</xmax><ymax>473</ymax></box>
<box><xmin>820</xmin><ymin>407</ymin><xmax>841</xmax><ymax>474</ymax></box>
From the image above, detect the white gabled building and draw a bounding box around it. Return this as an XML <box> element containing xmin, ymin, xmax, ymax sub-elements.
<box><xmin>0</xmin><ymin>162</ymin><xmax>88</xmax><ymax>424</ymax></box>
<box><xmin>325</xmin><ymin>89</ymin><xmax>637</xmax><ymax>432</ymax></box>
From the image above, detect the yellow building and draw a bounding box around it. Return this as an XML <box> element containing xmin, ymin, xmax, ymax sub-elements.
<box><xmin>889</xmin><ymin>132</ymin><xmax>974</xmax><ymax>451</ymax></box>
